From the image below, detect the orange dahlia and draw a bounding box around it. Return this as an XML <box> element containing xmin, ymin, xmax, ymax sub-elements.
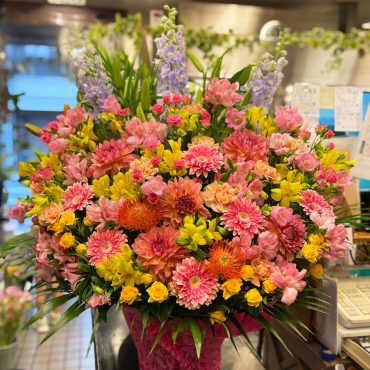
<box><xmin>206</xmin><ymin>240</ymin><xmax>246</xmax><ymax>280</ymax></box>
<box><xmin>117</xmin><ymin>200</ymin><xmax>161</xmax><ymax>231</ymax></box>
<box><xmin>160</xmin><ymin>177</ymin><xmax>210</xmax><ymax>227</ymax></box>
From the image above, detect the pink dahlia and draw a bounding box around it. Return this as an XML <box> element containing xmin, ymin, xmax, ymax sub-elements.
<box><xmin>160</xmin><ymin>177</ymin><xmax>210</xmax><ymax>227</ymax></box>
<box><xmin>204</xmin><ymin>78</ymin><xmax>243</xmax><ymax>107</ymax></box>
<box><xmin>172</xmin><ymin>257</ymin><xmax>219</xmax><ymax>310</ymax></box>
<box><xmin>63</xmin><ymin>182</ymin><xmax>94</xmax><ymax>211</ymax></box>
<box><xmin>89</xmin><ymin>138</ymin><xmax>137</xmax><ymax>178</ymax></box>
<box><xmin>221</xmin><ymin>198</ymin><xmax>265</xmax><ymax>237</ymax></box>
<box><xmin>222</xmin><ymin>129</ymin><xmax>268</xmax><ymax>164</ymax></box>
<box><xmin>87</xmin><ymin>228</ymin><xmax>127</xmax><ymax>265</ymax></box>
<box><xmin>269</xmin><ymin>206</ymin><xmax>306</xmax><ymax>255</ymax></box>
<box><xmin>183</xmin><ymin>145</ymin><xmax>223</xmax><ymax>178</ymax></box>
<box><xmin>270</xmin><ymin>257</ymin><xmax>307</xmax><ymax>305</ymax></box>
<box><xmin>132</xmin><ymin>226</ymin><xmax>189</xmax><ymax>282</ymax></box>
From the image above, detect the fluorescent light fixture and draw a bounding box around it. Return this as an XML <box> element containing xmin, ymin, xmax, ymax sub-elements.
<box><xmin>361</xmin><ymin>21</ymin><xmax>370</xmax><ymax>30</ymax></box>
<box><xmin>47</xmin><ymin>0</ymin><xmax>87</xmax><ymax>6</ymax></box>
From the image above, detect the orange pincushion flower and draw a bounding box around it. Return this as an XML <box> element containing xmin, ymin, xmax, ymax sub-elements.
<box><xmin>207</xmin><ymin>240</ymin><xmax>246</xmax><ymax>280</ymax></box>
<box><xmin>118</xmin><ymin>200</ymin><xmax>161</xmax><ymax>231</ymax></box>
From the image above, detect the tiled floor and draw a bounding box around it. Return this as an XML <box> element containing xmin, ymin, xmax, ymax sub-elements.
<box><xmin>13</xmin><ymin>309</ymin><xmax>95</xmax><ymax>370</ymax></box>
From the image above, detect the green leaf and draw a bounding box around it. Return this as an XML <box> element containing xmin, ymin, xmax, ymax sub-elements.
<box><xmin>211</xmin><ymin>55</ymin><xmax>223</xmax><ymax>78</ymax></box>
<box><xmin>241</xmin><ymin>89</ymin><xmax>252</xmax><ymax>107</ymax></box>
<box><xmin>230</xmin><ymin>64</ymin><xmax>253</xmax><ymax>85</ymax></box>
<box><xmin>23</xmin><ymin>293</ymin><xmax>75</xmax><ymax>329</ymax></box>
<box><xmin>186</xmin><ymin>51</ymin><xmax>204</xmax><ymax>73</ymax></box>
<box><xmin>136</xmin><ymin>104</ymin><xmax>146</xmax><ymax>121</ymax></box>
<box><xmin>187</xmin><ymin>319</ymin><xmax>203</xmax><ymax>358</ymax></box>
<box><xmin>141</xmin><ymin>79</ymin><xmax>151</xmax><ymax>111</ymax></box>
<box><xmin>149</xmin><ymin>320</ymin><xmax>175</xmax><ymax>355</ymax></box>
<box><xmin>141</xmin><ymin>308</ymin><xmax>150</xmax><ymax>340</ymax></box>
<box><xmin>40</xmin><ymin>301</ymin><xmax>86</xmax><ymax>344</ymax></box>
<box><xmin>172</xmin><ymin>320</ymin><xmax>186</xmax><ymax>343</ymax></box>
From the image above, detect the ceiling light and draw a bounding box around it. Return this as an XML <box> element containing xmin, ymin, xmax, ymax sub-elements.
<box><xmin>47</xmin><ymin>0</ymin><xmax>86</xmax><ymax>6</ymax></box>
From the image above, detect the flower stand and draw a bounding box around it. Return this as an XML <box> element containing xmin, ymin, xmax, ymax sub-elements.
<box><xmin>0</xmin><ymin>340</ymin><xmax>17</xmax><ymax>370</ymax></box>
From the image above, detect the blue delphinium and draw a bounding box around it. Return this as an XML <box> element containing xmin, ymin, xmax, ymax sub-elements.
<box><xmin>248</xmin><ymin>52</ymin><xmax>288</xmax><ymax>111</ymax></box>
<box><xmin>72</xmin><ymin>52</ymin><xmax>113</xmax><ymax>114</ymax></box>
<box><xmin>154</xmin><ymin>6</ymin><xmax>188</xmax><ymax>96</ymax></box>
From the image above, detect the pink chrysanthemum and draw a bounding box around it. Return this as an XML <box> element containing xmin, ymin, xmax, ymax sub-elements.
<box><xmin>221</xmin><ymin>198</ymin><xmax>265</xmax><ymax>237</ymax></box>
<box><xmin>204</xmin><ymin>78</ymin><xmax>243</xmax><ymax>107</ymax></box>
<box><xmin>87</xmin><ymin>228</ymin><xmax>127</xmax><ymax>265</ymax></box>
<box><xmin>160</xmin><ymin>177</ymin><xmax>210</xmax><ymax>227</ymax></box>
<box><xmin>172</xmin><ymin>257</ymin><xmax>219</xmax><ymax>310</ymax></box>
<box><xmin>300</xmin><ymin>190</ymin><xmax>334</xmax><ymax>217</ymax></box>
<box><xmin>222</xmin><ymin>129</ymin><xmax>268</xmax><ymax>164</ymax></box>
<box><xmin>132</xmin><ymin>226</ymin><xmax>189</xmax><ymax>282</ymax></box>
<box><xmin>183</xmin><ymin>145</ymin><xmax>223</xmax><ymax>178</ymax></box>
<box><xmin>89</xmin><ymin>138</ymin><xmax>137</xmax><ymax>178</ymax></box>
<box><xmin>63</xmin><ymin>182</ymin><xmax>94</xmax><ymax>211</ymax></box>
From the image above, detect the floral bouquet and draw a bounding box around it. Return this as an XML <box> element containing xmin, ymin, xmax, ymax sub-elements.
<box><xmin>0</xmin><ymin>286</ymin><xmax>33</xmax><ymax>346</ymax></box>
<box><xmin>3</xmin><ymin>6</ymin><xmax>355</xmax><ymax>370</ymax></box>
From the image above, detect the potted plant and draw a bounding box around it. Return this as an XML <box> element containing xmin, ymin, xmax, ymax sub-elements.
<box><xmin>0</xmin><ymin>286</ymin><xmax>33</xmax><ymax>370</ymax></box>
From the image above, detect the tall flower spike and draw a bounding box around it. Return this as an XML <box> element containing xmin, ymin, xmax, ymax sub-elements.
<box><xmin>154</xmin><ymin>6</ymin><xmax>188</xmax><ymax>96</ymax></box>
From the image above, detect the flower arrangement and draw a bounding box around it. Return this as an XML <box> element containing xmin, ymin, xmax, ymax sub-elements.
<box><xmin>4</xmin><ymin>6</ymin><xmax>355</xmax><ymax>363</ymax></box>
<box><xmin>0</xmin><ymin>286</ymin><xmax>33</xmax><ymax>345</ymax></box>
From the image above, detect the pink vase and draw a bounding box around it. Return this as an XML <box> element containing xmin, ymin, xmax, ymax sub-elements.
<box><xmin>122</xmin><ymin>306</ymin><xmax>263</xmax><ymax>370</ymax></box>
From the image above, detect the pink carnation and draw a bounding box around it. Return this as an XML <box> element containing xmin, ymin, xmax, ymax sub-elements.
<box><xmin>132</xmin><ymin>226</ymin><xmax>189</xmax><ymax>282</ymax></box>
<box><xmin>56</xmin><ymin>106</ymin><xmax>86</xmax><ymax>138</ymax></box>
<box><xmin>225</xmin><ymin>108</ymin><xmax>246</xmax><ymax>130</ymax></box>
<box><xmin>141</xmin><ymin>176</ymin><xmax>167</xmax><ymax>197</ymax></box>
<box><xmin>322</xmin><ymin>224</ymin><xmax>350</xmax><ymax>260</ymax></box>
<box><xmin>47</xmin><ymin>138</ymin><xmax>67</xmax><ymax>154</ymax></box>
<box><xmin>62</xmin><ymin>262</ymin><xmax>81</xmax><ymax>291</ymax></box>
<box><xmin>221</xmin><ymin>198</ymin><xmax>265</xmax><ymax>238</ymax></box>
<box><xmin>86</xmin><ymin>197</ymin><xmax>122</xmax><ymax>224</ymax></box>
<box><xmin>86</xmin><ymin>293</ymin><xmax>111</xmax><ymax>308</ymax></box>
<box><xmin>102</xmin><ymin>95</ymin><xmax>130</xmax><ymax>116</ymax></box>
<box><xmin>204</xmin><ymin>78</ymin><xmax>243</xmax><ymax>107</ymax></box>
<box><xmin>269</xmin><ymin>133</ymin><xmax>292</xmax><ymax>156</ymax></box>
<box><xmin>9</xmin><ymin>201</ymin><xmax>28</xmax><ymax>223</ymax></box>
<box><xmin>172</xmin><ymin>257</ymin><xmax>219</xmax><ymax>310</ymax></box>
<box><xmin>200</xmin><ymin>109</ymin><xmax>211</xmax><ymax>127</ymax></box>
<box><xmin>152</xmin><ymin>103</ymin><xmax>164</xmax><ymax>115</ymax></box>
<box><xmin>63</xmin><ymin>182</ymin><xmax>94</xmax><ymax>211</ymax></box>
<box><xmin>89</xmin><ymin>138</ymin><xmax>137</xmax><ymax>178</ymax></box>
<box><xmin>269</xmin><ymin>206</ymin><xmax>306</xmax><ymax>255</ymax></box>
<box><xmin>183</xmin><ymin>144</ymin><xmax>223</xmax><ymax>178</ymax></box>
<box><xmin>222</xmin><ymin>129</ymin><xmax>268</xmax><ymax>164</ymax></box>
<box><xmin>257</xmin><ymin>231</ymin><xmax>279</xmax><ymax>260</ymax></box>
<box><xmin>87</xmin><ymin>228</ymin><xmax>127</xmax><ymax>265</ymax></box>
<box><xmin>63</xmin><ymin>153</ymin><xmax>88</xmax><ymax>186</ymax></box>
<box><xmin>166</xmin><ymin>114</ymin><xmax>183</xmax><ymax>126</ymax></box>
<box><xmin>270</xmin><ymin>258</ymin><xmax>307</xmax><ymax>305</ymax></box>
<box><xmin>274</xmin><ymin>105</ymin><xmax>303</xmax><ymax>132</ymax></box>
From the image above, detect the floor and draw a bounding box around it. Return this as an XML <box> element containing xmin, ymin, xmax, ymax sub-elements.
<box><xmin>12</xmin><ymin>309</ymin><xmax>95</xmax><ymax>370</ymax></box>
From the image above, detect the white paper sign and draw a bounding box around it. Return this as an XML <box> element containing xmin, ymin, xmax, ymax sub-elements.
<box><xmin>352</xmin><ymin>109</ymin><xmax>370</xmax><ymax>180</ymax></box>
<box><xmin>334</xmin><ymin>87</ymin><xmax>363</xmax><ymax>132</ymax></box>
<box><xmin>292</xmin><ymin>83</ymin><xmax>320</xmax><ymax>131</ymax></box>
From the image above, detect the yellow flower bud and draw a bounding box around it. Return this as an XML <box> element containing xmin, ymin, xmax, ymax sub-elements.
<box><xmin>76</xmin><ymin>244</ymin><xmax>87</xmax><ymax>255</ymax></box>
<box><xmin>59</xmin><ymin>232</ymin><xmax>76</xmax><ymax>249</ymax></box>
<box><xmin>119</xmin><ymin>286</ymin><xmax>140</xmax><ymax>305</ymax></box>
<box><xmin>60</xmin><ymin>211</ymin><xmax>75</xmax><ymax>226</ymax></box>
<box><xmin>210</xmin><ymin>311</ymin><xmax>227</xmax><ymax>325</ymax></box>
<box><xmin>220</xmin><ymin>279</ymin><xmax>243</xmax><ymax>300</ymax></box>
<box><xmin>141</xmin><ymin>274</ymin><xmax>153</xmax><ymax>285</ymax></box>
<box><xmin>83</xmin><ymin>217</ymin><xmax>94</xmax><ymax>227</ymax></box>
<box><xmin>262</xmin><ymin>279</ymin><xmax>277</xmax><ymax>294</ymax></box>
<box><xmin>240</xmin><ymin>265</ymin><xmax>255</xmax><ymax>281</ymax></box>
<box><xmin>147</xmin><ymin>281</ymin><xmax>169</xmax><ymax>303</ymax></box>
<box><xmin>245</xmin><ymin>288</ymin><xmax>263</xmax><ymax>307</ymax></box>
<box><xmin>309</xmin><ymin>263</ymin><xmax>324</xmax><ymax>279</ymax></box>
<box><xmin>49</xmin><ymin>220</ymin><xmax>65</xmax><ymax>234</ymax></box>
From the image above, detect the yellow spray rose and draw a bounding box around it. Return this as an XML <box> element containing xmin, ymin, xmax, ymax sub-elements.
<box><xmin>119</xmin><ymin>286</ymin><xmax>140</xmax><ymax>305</ymax></box>
<box><xmin>301</xmin><ymin>243</ymin><xmax>321</xmax><ymax>263</ymax></box>
<box><xmin>309</xmin><ymin>263</ymin><xmax>324</xmax><ymax>279</ymax></box>
<box><xmin>220</xmin><ymin>279</ymin><xmax>243</xmax><ymax>300</ymax></box>
<box><xmin>240</xmin><ymin>265</ymin><xmax>255</xmax><ymax>281</ymax></box>
<box><xmin>245</xmin><ymin>288</ymin><xmax>263</xmax><ymax>307</ymax></box>
<box><xmin>76</xmin><ymin>244</ymin><xmax>87</xmax><ymax>255</ymax></box>
<box><xmin>147</xmin><ymin>282</ymin><xmax>169</xmax><ymax>303</ymax></box>
<box><xmin>141</xmin><ymin>274</ymin><xmax>153</xmax><ymax>285</ymax></box>
<box><xmin>60</xmin><ymin>211</ymin><xmax>76</xmax><ymax>226</ymax></box>
<box><xmin>59</xmin><ymin>232</ymin><xmax>75</xmax><ymax>248</ymax></box>
<box><xmin>262</xmin><ymin>279</ymin><xmax>277</xmax><ymax>294</ymax></box>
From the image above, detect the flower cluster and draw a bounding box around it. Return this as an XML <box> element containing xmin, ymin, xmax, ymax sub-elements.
<box><xmin>0</xmin><ymin>286</ymin><xmax>33</xmax><ymax>345</ymax></box>
<box><xmin>8</xmin><ymin>8</ymin><xmax>354</xmax><ymax>344</ymax></box>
